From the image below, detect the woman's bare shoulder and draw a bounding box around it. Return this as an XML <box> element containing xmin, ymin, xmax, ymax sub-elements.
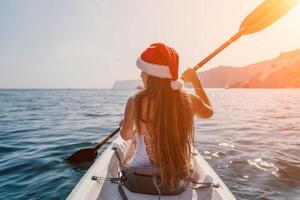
<box><xmin>126</xmin><ymin>95</ymin><xmax>135</xmax><ymax>109</ymax></box>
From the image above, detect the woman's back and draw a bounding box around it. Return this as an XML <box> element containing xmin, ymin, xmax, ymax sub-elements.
<box><xmin>129</xmin><ymin>93</ymin><xmax>181</xmax><ymax>167</ymax></box>
<box><xmin>120</xmin><ymin>43</ymin><xmax>214</xmax><ymax>190</ymax></box>
<box><xmin>134</xmin><ymin>81</ymin><xmax>195</xmax><ymax>189</ymax></box>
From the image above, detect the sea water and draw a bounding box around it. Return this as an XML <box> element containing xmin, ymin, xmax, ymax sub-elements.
<box><xmin>0</xmin><ymin>89</ymin><xmax>299</xmax><ymax>200</ymax></box>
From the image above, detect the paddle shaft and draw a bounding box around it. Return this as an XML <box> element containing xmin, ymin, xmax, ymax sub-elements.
<box><xmin>94</xmin><ymin>127</ymin><xmax>120</xmax><ymax>151</ymax></box>
<box><xmin>193</xmin><ymin>29</ymin><xmax>245</xmax><ymax>72</ymax></box>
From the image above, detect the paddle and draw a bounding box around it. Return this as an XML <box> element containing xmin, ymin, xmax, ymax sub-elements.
<box><xmin>192</xmin><ymin>0</ymin><xmax>300</xmax><ymax>71</ymax></box>
<box><xmin>66</xmin><ymin>0</ymin><xmax>299</xmax><ymax>165</ymax></box>
<box><xmin>66</xmin><ymin>127</ymin><xmax>120</xmax><ymax>164</ymax></box>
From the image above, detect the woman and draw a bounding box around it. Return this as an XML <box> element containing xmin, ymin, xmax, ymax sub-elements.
<box><xmin>120</xmin><ymin>43</ymin><xmax>213</xmax><ymax>190</ymax></box>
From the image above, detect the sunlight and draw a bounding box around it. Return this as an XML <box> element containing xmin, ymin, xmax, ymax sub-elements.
<box><xmin>286</xmin><ymin>0</ymin><xmax>300</xmax><ymax>23</ymax></box>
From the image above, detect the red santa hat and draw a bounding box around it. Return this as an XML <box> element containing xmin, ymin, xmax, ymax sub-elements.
<box><xmin>136</xmin><ymin>43</ymin><xmax>184</xmax><ymax>90</ymax></box>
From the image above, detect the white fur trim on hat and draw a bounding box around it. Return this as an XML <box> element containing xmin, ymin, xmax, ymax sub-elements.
<box><xmin>136</xmin><ymin>57</ymin><xmax>172</xmax><ymax>79</ymax></box>
<box><xmin>170</xmin><ymin>79</ymin><xmax>184</xmax><ymax>90</ymax></box>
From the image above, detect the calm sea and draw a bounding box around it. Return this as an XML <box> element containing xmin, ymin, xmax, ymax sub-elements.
<box><xmin>0</xmin><ymin>89</ymin><xmax>299</xmax><ymax>200</ymax></box>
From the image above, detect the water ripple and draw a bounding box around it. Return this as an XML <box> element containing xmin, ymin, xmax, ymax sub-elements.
<box><xmin>0</xmin><ymin>89</ymin><xmax>300</xmax><ymax>199</ymax></box>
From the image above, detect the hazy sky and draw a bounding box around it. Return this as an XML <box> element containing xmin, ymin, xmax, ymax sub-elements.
<box><xmin>1</xmin><ymin>0</ymin><xmax>300</xmax><ymax>88</ymax></box>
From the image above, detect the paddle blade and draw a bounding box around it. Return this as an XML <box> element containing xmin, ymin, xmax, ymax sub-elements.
<box><xmin>66</xmin><ymin>148</ymin><xmax>97</xmax><ymax>164</ymax></box>
<box><xmin>240</xmin><ymin>0</ymin><xmax>300</xmax><ymax>34</ymax></box>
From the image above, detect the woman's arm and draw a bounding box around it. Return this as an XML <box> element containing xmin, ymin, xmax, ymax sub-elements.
<box><xmin>182</xmin><ymin>68</ymin><xmax>214</xmax><ymax>119</ymax></box>
<box><xmin>120</xmin><ymin>96</ymin><xmax>135</xmax><ymax>141</ymax></box>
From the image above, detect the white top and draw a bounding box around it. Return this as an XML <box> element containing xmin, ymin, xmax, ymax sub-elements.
<box><xmin>127</xmin><ymin>134</ymin><xmax>152</xmax><ymax>167</ymax></box>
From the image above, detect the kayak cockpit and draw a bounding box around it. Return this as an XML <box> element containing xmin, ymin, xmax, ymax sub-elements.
<box><xmin>67</xmin><ymin>136</ymin><xmax>235</xmax><ymax>200</ymax></box>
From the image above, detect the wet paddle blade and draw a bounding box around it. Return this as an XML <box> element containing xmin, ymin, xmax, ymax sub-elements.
<box><xmin>66</xmin><ymin>128</ymin><xmax>120</xmax><ymax>166</ymax></box>
<box><xmin>66</xmin><ymin>148</ymin><xmax>98</xmax><ymax>164</ymax></box>
<box><xmin>240</xmin><ymin>0</ymin><xmax>300</xmax><ymax>34</ymax></box>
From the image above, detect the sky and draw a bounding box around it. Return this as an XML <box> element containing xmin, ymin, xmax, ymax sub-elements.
<box><xmin>0</xmin><ymin>0</ymin><xmax>300</xmax><ymax>89</ymax></box>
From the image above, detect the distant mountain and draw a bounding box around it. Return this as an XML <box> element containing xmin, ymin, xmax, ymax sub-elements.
<box><xmin>112</xmin><ymin>49</ymin><xmax>300</xmax><ymax>89</ymax></box>
<box><xmin>112</xmin><ymin>80</ymin><xmax>192</xmax><ymax>89</ymax></box>
<box><xmin>198</xmin><ymin>60</ymin><xmax>273</xmax><ymax>88</ymax></box>
<box><xmin>112</xmin><ymin>80</ymin><xmax>143</xmax><ymax>89</ymax></box>
<box><xmin>232</xmin><ymin>49</ymin><xmax>300</xmax><ymax>88</ymax></box>
<box><xmin>199</xmin><ymin>49</ymin><xmax>300</xmax><ymax>88</ymax></box>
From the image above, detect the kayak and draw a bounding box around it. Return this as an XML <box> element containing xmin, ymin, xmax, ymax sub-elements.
<box><xmin>67</xmin><ymin>135</ymin><xmax>236</xmax><ymax>200</ymax></box>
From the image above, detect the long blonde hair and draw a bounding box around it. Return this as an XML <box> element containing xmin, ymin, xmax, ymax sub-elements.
<box><xmin>135</xmin><ymin>75</ymin><xmax>194</xmax><ymax>189</ymax></box>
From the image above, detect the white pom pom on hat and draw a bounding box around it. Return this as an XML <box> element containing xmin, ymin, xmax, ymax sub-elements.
<box><xmin>136</xmin><ymin>43</ymin><xmax>184</xmax><ymax>90</ymax></box>
<box><xmin>170</xmin><ymin>79</ymin><xmax>184</xmax><ymax>90</ymax></box>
